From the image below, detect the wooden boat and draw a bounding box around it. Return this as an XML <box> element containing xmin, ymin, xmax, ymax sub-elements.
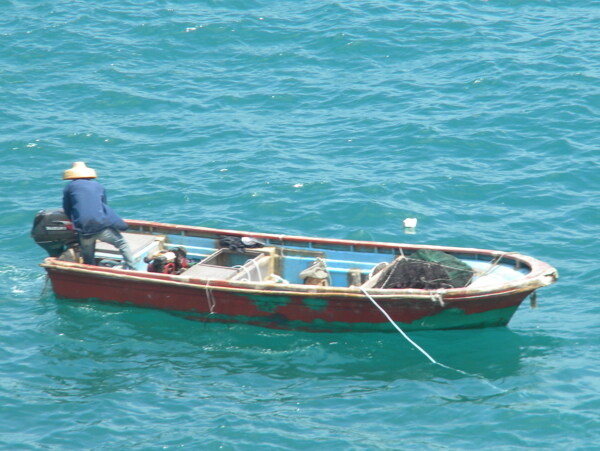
<box><xmin>35</xmin><ymin>215</ymin><xmax>558</xmax><ymax>332</ymax></box>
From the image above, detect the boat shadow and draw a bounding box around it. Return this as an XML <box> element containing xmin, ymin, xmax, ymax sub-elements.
<box><xmin>48</xmin><ymin>296</ymin><xmax>559</xmax><ymax>384</ymax></box>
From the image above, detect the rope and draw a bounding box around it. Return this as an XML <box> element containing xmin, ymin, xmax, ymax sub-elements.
<box><xmin>379</xmin><ymin>261</ymin><xmax>397</xmax><ymax>288</ymax></box>
<box><xmin>233</xmin><ymin>265</ymin><xmax>252</xmax><ymax>280</ymax></box>
<box><xmin>40</xmin><ymin>275</ymin><xmax>50</xmax><ymax>299</ymax></box>
<box><xmin>204</xmin><ymin>279</ymin><xmax>216</xmax><ymax>314</ymax></box>
<box><xmin>466</xmin><ymin>254</ymin><xmax>503</xmax><ymax>285</ymax></box>
<box><xmin>467</xmin><ymin>252</ymin><xmax>519</xmax><ymax>285</ymax></box>
<box><xmin>360</xmin><ymin>286</ymin><xmax>507</xmax><ymax>391</ymax></box>
<box><xmin>430</xmin><ymin>289</ymin><xmax>445</xmax><ymax>307</ymax></box>
<box><xmin>234</xmin><ymin>259</ymin><xmax>263</xmax><ymax>282</ymax></box>
<box><xmin>360</xmin><ymin>286</ymin><xmax>437</xmax><ymax>364</ymax></box>
<box><xmin>250</xmin><ymin>259</ymin><xmax>262</xmax><ymax>281</ymax></box>
<box><xmin>369</xmin><ymin>262</ymin><xmax>389</xmax><ymax>279</ymax></box>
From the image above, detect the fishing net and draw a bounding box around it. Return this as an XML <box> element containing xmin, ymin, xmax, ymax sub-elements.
<box><xmin>374</xmin><ymin>249</ymin><xmax>474</xmax><ymax>289</ymax></box>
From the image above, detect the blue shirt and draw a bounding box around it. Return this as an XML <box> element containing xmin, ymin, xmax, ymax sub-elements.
<box><xmin>63</xmin><ymin>179</ymin><xmax>128</xmax><ymax>236</ymax></box>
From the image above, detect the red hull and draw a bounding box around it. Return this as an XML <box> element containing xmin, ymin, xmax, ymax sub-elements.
<box><xmin>38</xmin><ymin>218</ymin><xmax>558</xmax><ymax>332</ymax></box>
<box><xmin>46</xmin><ymin>264</ymin><xmax>532</xmax><ymax>332</ymax></box>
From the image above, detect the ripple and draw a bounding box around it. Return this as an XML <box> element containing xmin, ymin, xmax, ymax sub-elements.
<box><xmin>1</xmin><ymin>0</ymin><xmax>599</xmax><ymax>449</ymax></box>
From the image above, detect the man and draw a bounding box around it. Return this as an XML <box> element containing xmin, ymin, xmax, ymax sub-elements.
<box><xmin>62</xmin><ymin>161</ymin><xmax>135</xmax><ymax>270</ymax></box>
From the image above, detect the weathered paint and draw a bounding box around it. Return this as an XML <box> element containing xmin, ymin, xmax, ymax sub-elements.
<box><xmin>46</xmin><ymin>264</ymin><xmax>528</xmax><ymax>332</ymax></box>
<box><xmin>248</xmin><ymin>294</ymin><xmax>292</xmax><ymax>313</ymax></box>
<box><xmin>301</xmin><ymin>297</ymin><xmax>329</xmax><ymax>311</ymax></box>
<box><xmin>39</xmin><ymin>219</ymin><xmax>557</xmax><ymax>332</ymax></box>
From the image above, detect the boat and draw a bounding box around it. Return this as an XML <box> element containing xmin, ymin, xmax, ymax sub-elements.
<box><xmin>32</xmin><ymin>210</ymin><xmax>558</xmax><ymax>332</ymax></box>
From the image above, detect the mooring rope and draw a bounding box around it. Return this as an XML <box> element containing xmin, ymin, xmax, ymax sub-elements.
<box><xmin>359</xmin><ymin>286</ymin><xmax>507</xmax><ymax>390</ymax></box>
<box><xmin>360</xmin><ymin>286</ymin><xmax>437</xmax><ymax>364</ymax></box>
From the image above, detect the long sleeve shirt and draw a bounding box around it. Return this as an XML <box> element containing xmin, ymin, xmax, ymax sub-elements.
<box><xmin>63</xmin><ymin>179</ymin><xmax>128</xmax><ymax>236</ymax></box>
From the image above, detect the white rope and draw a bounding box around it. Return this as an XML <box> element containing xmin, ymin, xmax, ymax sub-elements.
<box><xmin>468</xmin><ymin>252</ymin><xmax>519</xmax><ymax>285</ymax></box>
<box><xmin>205</xmin><ymin>279</ymin><xmax>216</xmax><ymax>314</ymax></box>
<box><xmin>233</xmin><ymin>265</ymin><xmax>252</xmax><ymax>281</ymax></box>
<box><xmin>234</xmin><ymin>260</ymin><xmax>263</xmax><ymax>282</ymax></box>
<box><xmin>250</xmin><ymin>259</ymin><xmax>262</xmax><ymax>281</ymax></box>
<box><xmin>369</xmin><ymin>262</ymin><xmax>389</xmax><ymax>279</ymax></box>
<box><xmin>360</xmin><ymin>286</ymin><xmax>507</xmax><ymax>391</ymax></box>
<box><xmin>360</xmin><ymin>286</ymin><xmax>437</xmax><ymax>364</ymax></box>
<box><xmin>430</xmin><ymin>289</ymin><xmax>446</xmax><ymax>307</ymax></box>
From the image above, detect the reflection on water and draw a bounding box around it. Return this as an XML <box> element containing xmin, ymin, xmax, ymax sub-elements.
<box><xmin>45</xmin><ymin>296</ymin><xmax>560</xmax><ymax>387</ymax></box>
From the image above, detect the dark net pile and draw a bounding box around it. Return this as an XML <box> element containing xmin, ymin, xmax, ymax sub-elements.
<box><xmin>373</xmin><ymin>250</ymin><xmax>474</xmax><ymax>290</ymax></box>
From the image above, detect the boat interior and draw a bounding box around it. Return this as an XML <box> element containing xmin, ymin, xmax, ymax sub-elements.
<box><xmin>92</xmin><ymin>231</ymin><xmax>531</xmax><ymax>289</ymax></box>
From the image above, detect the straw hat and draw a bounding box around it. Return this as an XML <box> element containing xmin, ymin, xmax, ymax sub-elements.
<box><xmin>63</xmin><ymin>162</ymin><xmax>97</xmax><ymax>180</ymax></box>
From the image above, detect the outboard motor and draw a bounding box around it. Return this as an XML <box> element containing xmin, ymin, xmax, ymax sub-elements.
<box><xmin>31</xmin><ymin>209</ymin><xmax>78</xmax><ymax>257</ymax></box>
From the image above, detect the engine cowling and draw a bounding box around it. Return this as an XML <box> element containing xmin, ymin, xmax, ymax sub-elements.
<box><xmin>31</xmin><ymin>209</ymin><xmax>77</xmax><ymax>257</ymax></box>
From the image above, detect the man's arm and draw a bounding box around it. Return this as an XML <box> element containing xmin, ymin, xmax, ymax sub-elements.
<box><xmin>62</xmin><ymin>185</ymin><xmax>72</xmax><ymax>217</ymax></box>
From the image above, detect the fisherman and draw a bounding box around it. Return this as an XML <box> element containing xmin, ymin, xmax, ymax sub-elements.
<box><xmin>62</xmin><ymin>161</ymin><xmax>135</xmax><ymax>270</ymax></box>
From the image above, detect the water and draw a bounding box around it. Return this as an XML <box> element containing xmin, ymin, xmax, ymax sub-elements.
<box><xmin>1</xmin><ymin>0</ymin><xmax>599</xmax><ymax>449</ymax></box>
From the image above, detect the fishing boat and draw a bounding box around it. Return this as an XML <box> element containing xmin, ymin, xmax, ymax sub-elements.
<box><xmin>32</xmin><ymin>210</ymin><xmax>558</xmax><ymax>332</ymax></box>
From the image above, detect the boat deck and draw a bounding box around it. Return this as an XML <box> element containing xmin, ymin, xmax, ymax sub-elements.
<box><xmin>95</xmin><ymin>232</ymin><xmax>165</xmax><ymax>269</ymax></box>
<box><xmin>91</xmin><ymin>229</ymin><xmax>530</xmax><ymax>289</ymax></box>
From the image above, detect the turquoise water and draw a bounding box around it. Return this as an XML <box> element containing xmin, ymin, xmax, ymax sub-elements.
<box><xmin>1</xmin><ymin>0</ymin><xmax>599</xmax><ymax>449</ymax></box>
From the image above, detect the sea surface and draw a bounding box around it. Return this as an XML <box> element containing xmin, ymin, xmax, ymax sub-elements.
<box><xmin>1</xmin><ymin>1</ymin><xmax>599</xmax><ymax>449</ymax></box>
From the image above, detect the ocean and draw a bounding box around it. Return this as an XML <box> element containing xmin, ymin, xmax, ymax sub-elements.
<box><xmin>1</xmin><ymin>0</ymin><xmax>599</xmax><ymax>449</ymax></box>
